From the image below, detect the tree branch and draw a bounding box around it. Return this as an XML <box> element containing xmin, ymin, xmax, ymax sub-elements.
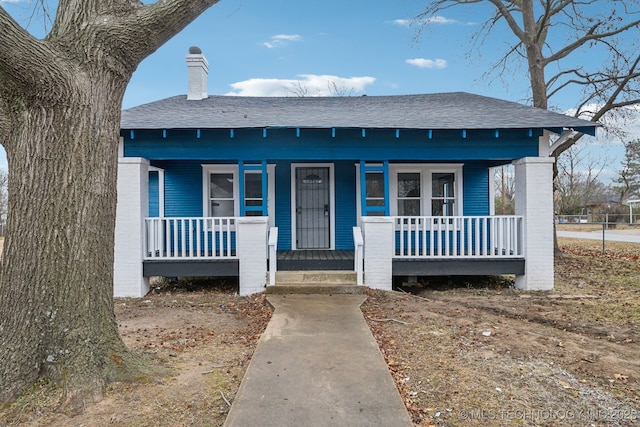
<box><xmin>0</xmin><ymin>7</ymin><xmax>70</xmax><ymax>94</ymax></box>
<box><xmin>487</xmin><ymin>0</ymin><xmax>526</xmax><ymax>42</ymax></box>
<box><xmin>545</xmin><ymin>18</ymin><xmax>640</xmax><ymax>64</ymax></box>
<box><xmin>113</xmin><ymin>0</ymin><xmax>222</xmax><ymax>65</ymax></box>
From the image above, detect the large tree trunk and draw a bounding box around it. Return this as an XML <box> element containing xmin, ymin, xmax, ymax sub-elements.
<box><xmin>0</xmin><ymin>68</ymin><xmax>154</xmax><ymax>410</ymax></box>
<box><xmin>0</xmin><ymin>0</ymin><xmax>221</xmax><ymax>407</ymax></box>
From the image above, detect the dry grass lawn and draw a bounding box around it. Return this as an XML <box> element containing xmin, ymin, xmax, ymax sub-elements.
<box><xmin>1</xmin><ymin>236</ymin><xmax>638</xmax><ymax>426</ymax></box>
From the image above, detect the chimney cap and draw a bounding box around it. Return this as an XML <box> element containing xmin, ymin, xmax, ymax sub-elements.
<box><xmin>188</xmin><ymin>46</ymin><xmax>202</xmax><ymax>54</ymax></box>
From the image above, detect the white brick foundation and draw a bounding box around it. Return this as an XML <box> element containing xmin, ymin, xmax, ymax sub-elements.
<box><xmin>362</xmin><ymin>217</ymin><xmax>394</xmax><ymax>291</ymax></box>
<box><xmin>513</xmin><ymin>157</ymin><xmax>555</xmax><ymax>290</ymax></box>
<box><xmin>237</xmin><ymin>217</ymin><xmax>269</xmax><ymax>295</ymax></box>
<box><xmin>114</xmin><ymin>157</ymin><xmax>150</xmax><ymax>297</ymax></box>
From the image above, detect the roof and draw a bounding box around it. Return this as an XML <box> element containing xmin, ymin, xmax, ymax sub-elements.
<box><xmin>121</xmin><ymin>92</ymin><xmax>598</xmax><ymax>134</ymax></box>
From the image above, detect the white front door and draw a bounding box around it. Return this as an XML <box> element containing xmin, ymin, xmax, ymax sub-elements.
<box><xmin>293</xmin><ymin>166</ymin><xmax>331</xmax><ymax>249</ymax></box>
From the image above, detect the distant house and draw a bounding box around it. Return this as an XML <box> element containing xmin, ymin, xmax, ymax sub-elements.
<box><xmin>114</xmin><ymin>49</ymin><xmax>597</xmax><ymax>297</ymax></box>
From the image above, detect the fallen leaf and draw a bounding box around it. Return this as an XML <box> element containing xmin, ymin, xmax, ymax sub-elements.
<box><xmin>614</xmin><ymin>374</ymin><xmax>629</xmax><ymax>381</ymax></box>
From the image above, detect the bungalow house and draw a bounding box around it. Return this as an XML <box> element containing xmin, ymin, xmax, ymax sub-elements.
<box><xmin>114</xmin><ymin>48</ymin><xmax>597</xmax><ymax>297</ymax></box>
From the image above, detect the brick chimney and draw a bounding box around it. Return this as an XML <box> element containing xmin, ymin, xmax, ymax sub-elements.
<box><xmin>186</xmin><ymin>46</ymin><xmax>208</xmax><ymax>100</ymax></box>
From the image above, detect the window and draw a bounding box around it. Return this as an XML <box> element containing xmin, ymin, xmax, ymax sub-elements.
<box><xmin>209</xmin><ymin>172</ymin><xmax>235</xmax><ymax>217</ymax></box>
<box><xmin>431</xmin><ymin>173</ymin><xmax>456</xmax><ymax>216</ymax></box>
<box><xmin>364</xmin><ymin>172</ymin><xmax>385</xmax><ymax>216</ymax></box>
<box><xmin>202</xmin><ymin>165</ymin><xmax>274</xmax><ymax>224</ymax></box>
<box><xmin>356</xmin><ymin>163</ymin><xmax>463</xmax><ymax>219</ymax></box>
<box><xmin>387</xmin><ymin>164</ymin><xmax>462</xmax><ymax>216</ymax></box>
<box><xmin>243</xmin><ymin>172</ymin><xmax>264</xmax><ymax>216</ymax></box>
<box><xmin>397</xmin><ymin>172</ymin><xmax>421</xmax><ymax>215</ymax></box>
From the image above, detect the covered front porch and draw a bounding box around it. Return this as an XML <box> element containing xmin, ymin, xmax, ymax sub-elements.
<box><xmin>137</xmin><ymin>213</ymin><xmax>525</xmax><ymax>294</ymax></box>
<box><xmin>115</xmin><ymin>156</ymin><xmax>554</xmax><ymax>297</ymax></box>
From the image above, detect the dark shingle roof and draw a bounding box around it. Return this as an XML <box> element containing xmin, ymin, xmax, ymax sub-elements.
<box><xmin>121</xmin><ymin>92</ymin><xmax>597</xmax><ymax>132</ymax></box>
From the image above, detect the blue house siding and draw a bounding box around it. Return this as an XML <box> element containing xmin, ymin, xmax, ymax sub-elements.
<box><xmin>334</xmin><ymin>161</ymin><xmax>357</xmax><ymax>250</ymax></box>
<box><xmin>274</xmin><ymin>161</ymin><xmax>292</xmax><ymax>250</ymax></box>
<box><xmin>147</xmin><ymin>159</ymin><xmax>361</xmax><ymax>251</ymax></box>
<box><xmin>148</xmin><ymin>171</ymin><xmax>160</xmax><ymax>217</ymax></box>
<box><xmin>462</xmin><ymin>162</ymin><xmax>491</xmax><ymax>216</ymax></box>
<box><xmin>155</xmin><ymin>160</ymin><xmax>203</xmax><ymax>217</ymax></box>
<box><xmin>124</xmin><ymin>128</ymin><xmax>539</xmax><ymax>162</ymax></box>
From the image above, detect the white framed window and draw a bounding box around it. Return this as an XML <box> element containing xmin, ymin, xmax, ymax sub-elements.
<box><xmin>396</xmin><ymin>172</ymin><xmax>421</xmax><ymax>215</ymax></box>
<box><xmin>389</xmin><ymin>164</ymin><xmax>462</xmax><ymax>216</ymax></box>
<box><xmin>356</xmin><ymin>163</ymin><xmax>463</xmax><ymax>219</ymax></box>
<box><xmin>202</xmin><ymin>164</ymin><xmax>275</xmax><ymax>226</ymax></box>
<box><xmin>203</xmin><ymin>165</ymin><xmax>238</xmax><ymax>217</ymax></box>
<box><xmin>431</xmin><ymin>172</ymin><xmax>456</xmax><ymax>216</ymax></box>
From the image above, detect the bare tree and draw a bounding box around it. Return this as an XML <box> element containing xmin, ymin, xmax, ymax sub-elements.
<box><xmin>494</xmin><ymin>165</ymin><xmax>515</xmax><ymax>215</ymax></box>
<box><xmin>614</xmin><ymin>139</ymin><xmax>640</xmax><ymax>202</ymax></box>
<box><xmin>289</xmin><ymin>79</ymin><xmax>356</xmax><ymax>97</ymax></box>
<box><xmin>0</xmin><ymin>0</ymin><xmax>220</xmax><ymax>409</ymax></box>
<box><xmin>417</xmin><ymin>0</ymin><xmax>640</xmax><ymax>251</ymax></box>
<box><xmin>555</xmin><ymin>145</ymin><xmax>609</xmax><ymax>215</ymax></box>
<box><xmin>416</xmin><ymin>1</ymin><xmax>640</xmax><ymax>156</ymax></box>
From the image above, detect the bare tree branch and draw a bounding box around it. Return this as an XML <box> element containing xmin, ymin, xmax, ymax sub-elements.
<box><xmin>418</xmin><ymin>0</ymin><xmax>640</xmax><ymax>155</ymax></box>
<box><xmin>486</xmin><ymin>0</ymin><xmax>526</xmax><ymax>42</ymax></box>
<box><xmin>545</xmin><ymin>19</ymin><xmax>640</xmax><ymax>65</ymax></box>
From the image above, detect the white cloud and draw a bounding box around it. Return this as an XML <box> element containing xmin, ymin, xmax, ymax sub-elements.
<box><xmin>406</xmin><ymin>58</ymin><xmax>447</xmax><ymax>69</ymax></box>
<box><xmin>392</xmin><ymin>15</ymin><xmax>457</xmax><ymax>27</ymax></box>
<box><xmin>263</xmin><ymin>34</ymin><xmax>302</xmax><ymax>49</ymax></box>
<box><xmin>226</xmin><ymin>74</ymin><xmax>376</xmax><ymax>97</ymax></box>
<box><xmin>425</xmin><ymin>15</ymin><xmax>457</xmax><ymax>24</ymax></box>
<box><xmin>392</xmin><ymin>19</ymin><xmax>412</xmax><ymax>27</ymax></box>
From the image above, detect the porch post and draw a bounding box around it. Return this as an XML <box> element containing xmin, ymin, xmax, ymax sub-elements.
<box><xmin>237</xmin><ymin>217</ymin><xmax>269</xmax><ymax>295</ymax></box>
<box><xmin>362</xmin><ymin>217</ymin><xmax>394</xmax><ymax>291</ymax></box>
<box><xmin>114</xmin><ymin>157</ymin><xmax>150</xmax><ymax>297</ymax></box>
<box><xmin>513</xmin><ymin>157</ymin><xmax>555</xmax><ymax>290</ymax></box>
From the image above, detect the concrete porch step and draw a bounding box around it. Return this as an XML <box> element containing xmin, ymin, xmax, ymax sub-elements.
<box><xmin>266</xmin><ymin>270</ymin><xmax>365</xmax><ymax>295</ymax></box>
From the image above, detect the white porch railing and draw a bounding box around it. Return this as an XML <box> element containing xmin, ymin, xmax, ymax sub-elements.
<box><xmin>393</xmin><ymin>216</ymin><xmax>524</xmax><ymax>259</ymax></box>
<box><xmin>144</xmin><ymin>217</ymin><xmax>238</xmax><ymax>260</ymax></box>
<box><xmin>268</xmin><ymin>227</ymin><xmax>278</xmax><ymax>285</ymax></box>
<box><xmin>353</xmin><ymin>226</ymin><xmax>364</xmax><ymax>285</ymax></box>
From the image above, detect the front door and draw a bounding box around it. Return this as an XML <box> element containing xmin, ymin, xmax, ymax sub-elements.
<box><xmin>295</xmin><ymin>166</ymin><xmax>330</xmax><ymax>249</ymax></box>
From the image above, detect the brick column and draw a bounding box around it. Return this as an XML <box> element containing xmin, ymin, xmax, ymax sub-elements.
<box><xmin>362</xmin><ymin>217</ymin><xmax>394</xmax><ymax>291</ymax></box>
<box><xmin>513</xmin><ymin>157</ymin><xmax>555</xmax><ymax>290</ymax></box>
<box><xmin>114</xmin><ymin>157</ymin><xmax>150</xmax><ymax>297</ymax></box>
<box><xmin>237</xmin><ymin>217</ymin><xmax>269</xmax><ymax>295</ymax></box>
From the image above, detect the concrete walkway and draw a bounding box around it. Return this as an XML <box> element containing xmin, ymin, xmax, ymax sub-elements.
<box><xmin>223</xmin><ymin>294</ymin><xmax>413</xmax><ymax>427</ymax></box>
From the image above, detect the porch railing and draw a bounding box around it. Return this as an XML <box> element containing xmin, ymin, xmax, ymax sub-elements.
<box><xmin>353</xmin><ymin>226</ymin><xmax>364</xmax><ymax>285</ymax></box>
<box><xmin>393</xmin><ymin>216</ymin><xmax>524</xmax><ymax>259</ymax></box>
<box><xmin>144</xmin><ymin>217</ymin><xmax>237</xmax><ymax>260</ymax></box>
<box><xmin>268</xmin><ymin>227</ymin><xmax>278</xmax><ymax>285</ymax></box>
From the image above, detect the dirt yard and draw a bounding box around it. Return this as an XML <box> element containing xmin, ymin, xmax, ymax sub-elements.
<box><xmin>1</xmin><ymin>238</ymin><xmax>639</xmax><ymax>426</ymax></box>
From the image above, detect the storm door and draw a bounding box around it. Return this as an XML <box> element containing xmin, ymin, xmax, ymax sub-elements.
<box><xmin>295</xmin><ymin>167</ymin><xmax>330</xmax><ymax>249</ymax></box>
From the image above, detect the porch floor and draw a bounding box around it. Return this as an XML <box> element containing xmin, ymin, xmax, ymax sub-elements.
<box><xmin>276</xmin><ymin>250</ymin><xmax>354</xmax><ymax>271</ymax></box>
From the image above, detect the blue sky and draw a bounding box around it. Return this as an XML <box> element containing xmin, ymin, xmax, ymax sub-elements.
<box><xmin>123</xmin><ymin>0</ymin><xmax>513</xmax><ymax>106</ymax></box>
<box><xmin>2</xmin><ymin>0</ymin><xmax>638</xmax><ymax>178</ymax></box>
